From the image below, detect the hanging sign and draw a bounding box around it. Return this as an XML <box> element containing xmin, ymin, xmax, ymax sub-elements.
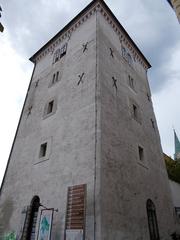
<box><xmin>37</xmin><ymin>209</ymin><xmax>53</xmax><ymax>240</ymax></box>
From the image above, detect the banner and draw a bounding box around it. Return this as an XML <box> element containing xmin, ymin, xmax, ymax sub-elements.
<box><xmin>37</xmin><ymin>209</ymin><xmax>53</xmax><ymax>240</ymax></box>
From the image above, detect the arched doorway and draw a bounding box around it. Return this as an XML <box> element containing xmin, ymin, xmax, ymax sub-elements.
<box><xmin>27</xmin><ymin>196</ymin><xmax>40</xmax><ymax>240</ymax></box>
<box><xmin>146</xmin><ymin>199</ymin><xmax>160</xmax><ymax>240</ymax></box>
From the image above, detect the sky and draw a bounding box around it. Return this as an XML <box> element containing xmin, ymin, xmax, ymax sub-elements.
<box><xmin>0</xmin><ymin>0</ymin><xmax>180</xmax><ymax>184</ymax></box>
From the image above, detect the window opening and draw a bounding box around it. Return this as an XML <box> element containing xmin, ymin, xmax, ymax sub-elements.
<box><xmin>56</xmin><ymin>71</ymin><xmax>59</xmax><ymax>82</ymax></box>
<box><xmin>47</xmin><ymin>100</ymin><xmax>54</xmax><ymax>114</ymax></box>
<box><xmin>39</xmin><ymin>142</ymin><xmax>47</xmax><ymax>158</ymax></box>
<box><xmin>151</xmin><ymin>119</ymin><xmax>155</xmax><ymax>129</ymax></box>
<box><xmin>52</xmin><ymin>74</ymin><xmax>56</xmax><ymax>84</ymax></box>
<box><xmin>138</xmin><ymin>146</ymin><xmax>144</xmax><ymax>161</ymax></box>
<box><xmin>146</xmin><ymin>199</ymin><xmax>160</xmax><ymax>240</ymax></box>
<box><xmin>133</xmin><ymin>104</ymin><xmax>137</xmax><ymax>119</ymax></box>
<box><xmin>129</xmin><ymin>75</ymin><xmax>134</xmax><ymax>90</ymax></box>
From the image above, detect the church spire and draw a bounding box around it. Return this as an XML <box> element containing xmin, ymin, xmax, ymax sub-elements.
<box><xmin>174</xmin><ymin>129</ymin><xmax>180</xmax><ymax>160</ymax></box>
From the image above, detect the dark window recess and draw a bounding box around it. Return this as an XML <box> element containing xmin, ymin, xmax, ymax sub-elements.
<box><xmin>138</xmin><ymin>146</ymin><xmax>144</xmax><ymax>161</ymax></box>
<box><xmin>47</xmin><ymin>101</ymin><xmax>54</xmax><ymax>114</ymax></box>
<box><xmin>52</xmin><ymin>73</ymin><xmax>56</xmax><ymax>84</ymax></box>
<box><xmin>128</xmin><ymin>75</ymin><xmax>135</xmax><ymax>90</ymax></box>
<box><xmin>53</xmin><ymin>43</ymin><xmax>67</xmax><ymax>63</ymax></box>
<box><xmin>146</xmin><ymin>199</ymin><xmax>160</xmax><ymax>240</ymax></box>
<box><xmin>56</xmin><ymin>71</ymin><xmax>59</xmax><ymax>82</ymax></box>
<box><xmin>39</xmin><ymin>143</ymin><xmax>47</xmax><ymax>158</ymax></box>
<box><xmin>133</xmin><ymin>104</ymin><xmax>138</xmax><ymax>119</ymax></box>
<box><xmin>151</xmin><ymin>119</ymin><xmax>155</xmax><ymax>129</ymax></box>
<box><xmin>51</xmin><ymin>72</ymin><xmax>59</xmax><ymax>86</ymax></box>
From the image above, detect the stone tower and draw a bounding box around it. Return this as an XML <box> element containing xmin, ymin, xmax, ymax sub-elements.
<box><xmin>0</xmin><ymin>0</ymin><xmax>176</xmax><ymax>239</ymax></box>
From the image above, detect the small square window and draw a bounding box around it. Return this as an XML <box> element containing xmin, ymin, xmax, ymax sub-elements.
<box><xmin>47</xmin><ymin>101</ymin><xmax>54</xmax><ymax>114</ymax></box>
<box><xmin>138</xmin><ymin>146</ymin><xmax>144</xmax><ymax>161</ymax></box>
<box><xmin>43</xmin><ymin>98</ymin><xmax>57</xmax><ymax>119</ymax></box>
<box><xmin>39</xmin><ymin>142</ymin><xmax>47</xmax><ymax>158</ymax></box>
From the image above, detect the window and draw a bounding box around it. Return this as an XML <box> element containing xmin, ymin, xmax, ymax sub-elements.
<box><xmin>47</xmin><ymin>100</ymin><xmax>54</xmax><ymax>114</ymax></box>
<box><xmin>146</xmin><ymin>199</ymin><xmax>160</xmax><ymax>240</ymax></box>
<box><xmin>138</xmin><ymin>146</ymin><xmax>144</xmax><ymax>161</ymax></box>
<box><xmin>53</xmin><ymin>49</ymin><xmax>61</xmax><ymax>63</ymax></box>
<box><xmin>151</xmin><ymin>119</ymin><xmax>155</xmax><ymax>130</ymax></box>
<box><xmin>133</xmin><ymin>104</ymin><xmax>138</xmax><ymax>119</ymax></box>
<box><xmin>35</xmin><ymin>137</ymin><xmax>52</xmax><ymax>164</ymax></box>
<box><xmin>50</xmin><ymin>71</ymin><xmax>60</xmax><ymax>87</ymax></box>
<box><xmin>43</xmin><ymin>98</ymin><xmax>57</xmax><ymax>119</ymax></box>
<box><xmin>39</xmin><ymin>142</ymin><xmax>47</xmax><ymax>158</ymax></box>
<box><xmin>56</xmin><ymin>71</ymin><xmax>59</xmax><ymax>82</ymax></box>
<box><xmin>60</xmin><ymin>43</ymin><xmax>67</xmax><ymax>58</ymax></box>
<box><xmin>52</xmin><ymin>73</ymin><xmax>56</xmax><ymax>84</ymax></box>
<box><xmin>128</xmin><ymin>75</ymin><xmax>135</xmax><ymax>90</ymax></box>
<box><xmin>175</xmin><ymin>207</ymin><xmax>180</xmax><ymax>222</ymax></box>
<box><xmin>53</xmin><ymin>43</ymin><xmax>67</xmax><ymax>64</ymax></box>
<box><xmin>130</xmin><ymin>101</ymin><xmax>141</xmax><ymax>123</ymax></box>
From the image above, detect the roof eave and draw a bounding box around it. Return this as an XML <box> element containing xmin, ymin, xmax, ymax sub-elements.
<box><xmin>29</xmin><ymin>0</ymin><xmax>151</xmax><ymax>68</ymax></box>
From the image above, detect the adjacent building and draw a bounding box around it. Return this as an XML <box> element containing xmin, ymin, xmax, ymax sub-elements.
<box><xmin>0</xmin><ymin>0</ymin><xmax>177</xmax><ymax>239</ymax></box>
<box><xmin>167</xmin><ymin>0</ymin><xmax>180</xmax><ymax>22</ymax></box>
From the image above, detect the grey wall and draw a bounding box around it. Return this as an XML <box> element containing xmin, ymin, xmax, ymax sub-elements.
<box><xmin>0</xmin><ymin>13</ymin><xmax>98</xmax><ymax>240</ymax></box>
<box><xmin>98</xmin><ymin>11</ymin><xmax>175</xmax><ymax>240</ymax></box>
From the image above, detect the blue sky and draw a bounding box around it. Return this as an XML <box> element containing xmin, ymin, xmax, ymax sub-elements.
<box><xmin>0</xmin><ymin>0</ymin><xmax>180</xmax><ymax>183</ymax></box>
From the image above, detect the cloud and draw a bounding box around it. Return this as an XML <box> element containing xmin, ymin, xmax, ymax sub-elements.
<box><xmin>0</xmin><ymin>32</ymin><xmax>33</xmax><ymax>183</ymax></box>
<box><xmin>105</xmin><ymin>0</ymin><xmax>179</xmax><ymax>92</ymax></box>
<box><xmin>152</xmin><ymin>40</ymin><xmax>180</xmax><ymax>157</ymax></box>
<box><xmin>2</xmin><ymin>0</ymin><xmax>179</xmax><ymax>91</ymax></box>
<box><xmin>1</xmin><ymin>0</ymin><xmax>90</xmax><ymax>57</ymax></box>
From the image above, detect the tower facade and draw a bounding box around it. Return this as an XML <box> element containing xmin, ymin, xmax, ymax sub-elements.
<box><xmin>0</xmin><ymin>0</ymin><xmax>176</xmax><ymax>239</ymax></box>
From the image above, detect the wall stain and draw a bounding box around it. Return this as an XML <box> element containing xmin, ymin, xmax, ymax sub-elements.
<box><xmin>0</xmin><ymin>198</ymin><xmax>14</xmax><ymax>238</ymax></box>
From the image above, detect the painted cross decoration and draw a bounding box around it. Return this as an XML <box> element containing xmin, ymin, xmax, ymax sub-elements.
<box><xmin>82</xmin><ymin>42</ymin><xmax>88</xmax><ymax>53</ymax></box>
<box><xmin>27</xmin><ymin>106</ymin><xmax>32</xmax><ymax>116</ymax></box>
<box><xmin>110</xmin><ymin>48</ymin><xmax>114</xmax><ymax>58</ymax></box>
<box><xmin>112</xmin><ymin>76</ymin><xmax>117</xmax><ymax>90</ymax></box>
<box><xmin>77</xmin><ymin>73</ymin><xmax>85</xmax><ymax>85</ymax></box>
<box><xmin>35</xmin><ymin>80</ymin><xmax>39</xmax><ymax>88</ymax></box>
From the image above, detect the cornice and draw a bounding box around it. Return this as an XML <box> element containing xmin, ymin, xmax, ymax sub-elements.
<box><xmin>30</xmin><ymin>0</ymin><xmax>151</xmax><ymax>70</ymax></box>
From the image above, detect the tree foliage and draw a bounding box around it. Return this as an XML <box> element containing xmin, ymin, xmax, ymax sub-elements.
<box><xmin>164</xmin><ymin>154</ymin><xmax>180</xmax><ymax>184</ymax></box>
